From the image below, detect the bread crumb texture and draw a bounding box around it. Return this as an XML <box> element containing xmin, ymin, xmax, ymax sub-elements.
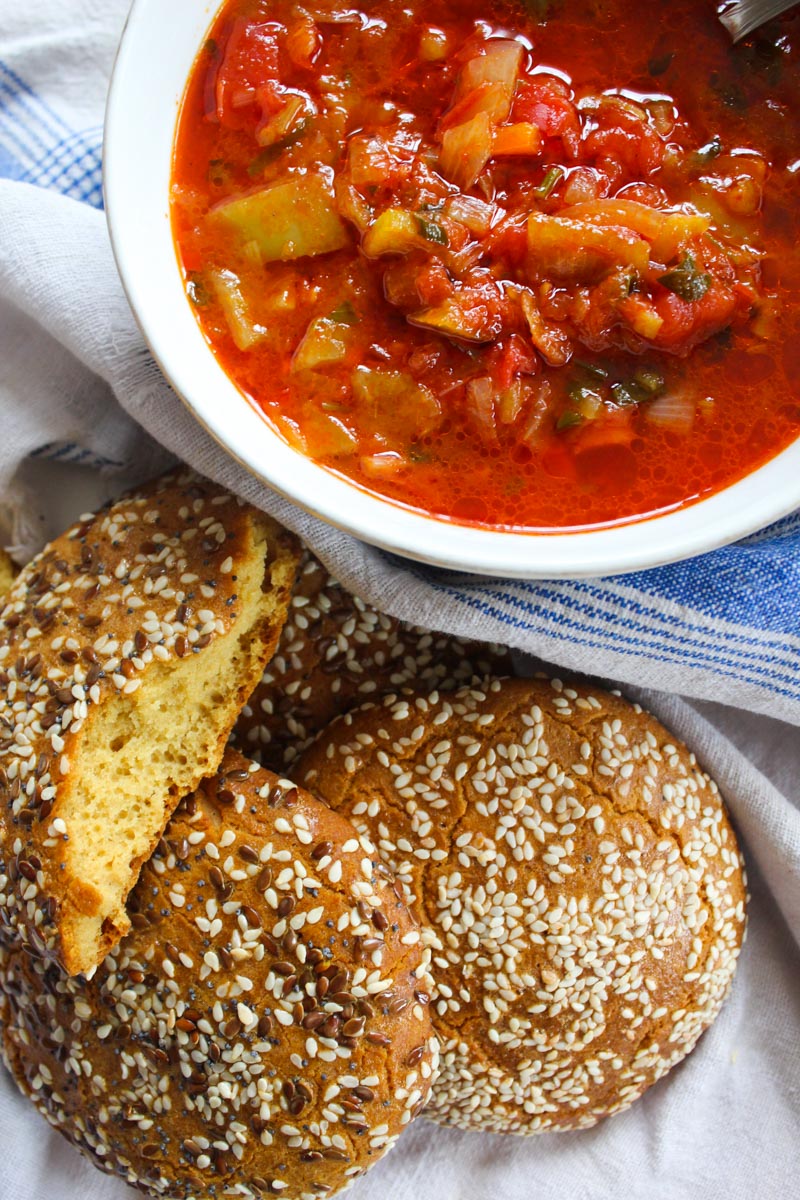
<box><xmin>233</xmin><ymin>551</ymin><xmax>512</xmax><ymax>773</ymax></box>
<box><xmin>298</xmin><ymin>676</ymin><xmax>747</xmax><ymax>1134</ymax></box>
<box><xmin>0</xmin><ymin>469</ymin><xmax>300</xmax><ymax>977</ymax></box>
<box><xmin>0</xmin><ymin>750</ymin><xmax>439</xmax><ymax>1200</ymax></box>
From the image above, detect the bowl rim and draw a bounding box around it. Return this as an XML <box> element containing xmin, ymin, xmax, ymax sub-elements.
<box><xmin>104</xmin><ymin>0</ymin><xmax>800</xmax><ymax>580</ymax></box>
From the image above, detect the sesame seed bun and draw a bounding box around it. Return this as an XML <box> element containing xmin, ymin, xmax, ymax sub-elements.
<box><xmin>0</xmin><ymin>469</ymin><xmax>301</xmax><ymax>977</ymax></box>
<box><xmin>233</xmin><ymin>551</ymin><xmax>512</xmax><ymax>773</ymax></box>
<box><xmin>0</xmin><ymin>749</ymin><xmax>439</xmax><ymax>1200</ymax></box>
<box><xmin>297</xmin><ymin>676</ymin><xmax>747</xmax><ymax>1134</ymax></box>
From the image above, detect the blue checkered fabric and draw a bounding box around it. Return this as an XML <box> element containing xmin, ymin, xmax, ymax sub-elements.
<box><xmin>0</xmin><ymin>59</ymin><xmax>103</xmax><ymax>207</ymax></box>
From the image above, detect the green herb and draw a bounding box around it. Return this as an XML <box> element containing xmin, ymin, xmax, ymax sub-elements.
<box><xmin>556</xmin><ymin>410</ymin><xmax>583</xmax><ymax>430</ymax></box>
<box><xmin>416</xmin><ymin>216</ymin><xmax>449</xmax><ymax>246</ymax></box>
<box><xmin>329</xmin><ymin>300</ymin><xmax>359</xmax><ymax>325</ymax></box>
<box><xmin>247</xmin><ymin>123</ymin><xmax>309</xmax><ymax>176</ymax></box>
<box><xmin>658</xmin><ymin>253</ymin><xmax>712</xmax><ymax>303</ymax></box>
<box><xmin>690</xmin><ymin>135</ymin><xmax>723</xmax><ymax>169</ymax></box>
<box><xmin>574</xmin><ymin>360</ymin><xmax>609</xmax><ymax>381</ymax></box>
<box><xmin>610</xmin><ymin>381</ymin><xmax>645</xmax><ymax>407</ymax></box>
<box><xmin>204</xmin><ymin>38</ymin><xmax>218</xmax><ymax>56</ymax></box>
<box><xmin>533</xmin><ymin>165</ymin><xmax>564</xmax><ymax>200</ymax></box>
<box><xmin>409</xmin><ymin>445</ymin><xmax>432</xmax><ymax>464</ymax></box>
<box><xmin>633</xmin><ymin>368</ymin><xmax>665</xmax><ymax>395</ymax></box>
<box><xmin>647</xmin><ymin>50</ymin><xmax>674</xmax><ymax>77</ymax></box>
<box><xmin>604</xmin><ymin>365</ymin><xmax>665</xmax><ymax>408</ymax></box>
<box><xmin>248</xmin><ymin>147</ymin><xmax>281</xmax><ymax>177</ymax></box>
<box><xmin>186</xmin><ymin>273</ymin><xmax>210</xmax><ymax>308</ymax></box>
<box><xmin>568</xmin><ymin>384</ymin><xmax>602</xmax><ymax>405</ymax></box>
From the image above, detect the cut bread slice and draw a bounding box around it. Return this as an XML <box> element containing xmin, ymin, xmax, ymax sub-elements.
<box><xmin>0</xmin><ymin>469</ymin><xmax>300</xmax><ymax>975</ymax></box>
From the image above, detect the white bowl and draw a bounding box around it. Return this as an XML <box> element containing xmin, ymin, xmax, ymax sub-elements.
<box><xmin>104</xmin><ymin>0</ymin><xmax>800</xmax><ymax>579</ymax></box>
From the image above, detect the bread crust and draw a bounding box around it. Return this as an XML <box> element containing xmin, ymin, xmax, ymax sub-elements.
<box><xmin>233</xmin><ymin>551</ymin><xmax>512</xmax><ymax>772</ymax></box>
<box><xmin>0</xmin><ymin>469</ymin><xmax>300</xmax><ymax>976</ymax></box>
<box><xmin>0</xmin><ymin>549</ymin><xmax>16</xmax><ymax>600</ymax></box>
<box><xmin>298</xmin><ymin>676</ymin><xmax>747</xmax><ymax>1134</ymax></box>
<box><xmin>0</xmin><ymin>749</ymin><xmax>438</xmax><ymax>1200</ymax></box>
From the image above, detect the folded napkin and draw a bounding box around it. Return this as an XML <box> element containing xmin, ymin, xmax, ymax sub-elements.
<box><xmin>0</xmin><ymin>3</ymin><xmax>798</xmax><ymax>1199</ymax></box>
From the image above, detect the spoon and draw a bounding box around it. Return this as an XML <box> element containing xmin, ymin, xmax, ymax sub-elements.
<box><xmin>718</xmin><ymin>0</ymin><xmax>797</xmax><ymax>41</ymax></box>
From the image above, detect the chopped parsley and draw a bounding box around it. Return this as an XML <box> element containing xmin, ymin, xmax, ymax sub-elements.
<box><xmin>658</xmin><ymin>253</ymin><xmax>712</xmax><ymax>303</ymax></box>
<box><xmin>416</xmin><ymin>216</ymin><xmax>449</xmax><ymax>246</ymax></box>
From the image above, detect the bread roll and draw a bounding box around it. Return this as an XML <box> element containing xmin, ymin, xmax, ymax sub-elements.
<box><xmin>0</xmin><ymin>750</ymin><xmax>439</xmax><ymax>1200</ymax></box>
<box><xmin>234</xmin><ymin>550</ymin><xmax>512</xmax><ymax>772</ymax></box>
<box><xmin>298</xmin><ymin>676</ymin><xmax>747</xmax><ymax>1133</ymax></box>
<box><xmin>0</xmin><ymin>469</ymin><xmax>300</xmax><ymax>976</ymax></box>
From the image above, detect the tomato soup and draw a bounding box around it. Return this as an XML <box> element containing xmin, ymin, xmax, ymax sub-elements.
<box><xmin>172</xmin><ymin>0</ymin><xmax>800</xmax><ymax>531</ymax></box>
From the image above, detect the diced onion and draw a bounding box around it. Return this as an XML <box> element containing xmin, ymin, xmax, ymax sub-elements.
<box><xmin>335</xmin><ymin>177</ymin><xmax>373</xmax><ymax>233</ymax></box>
<box><xmin>256</xmin><ymin>93</ymin><xmax>312</xmax><ymax>148</ymax></box>
<box><xmin>291</xmin><ymin>317</ymin><xmax>350</xmax><ymax>372</ymax></box>
<box><xmin>445</xmin><ymin>194</ymin><xmax>499</xmax><ymax>236</ymax></box>
<box><xmin>497</xmin><ymin>380</ymin><xmax>525</xmax><ymax>424</ymax></box>
<box><xmin>440</xmin><ymin>113</ymin><xmax>493</xmax><ymax>191</ymax></box>
<box><xmin>457</xmin><ymin>39</ymin><xmax>524</xmax><ymax>124</ymax></box>
<box><xmin>466</xmin><ymin>377</ymin><xmax>498</xmax><ymax>440</ymax></box>
<box><xmin>361</xmin><ymin>451</ymin><xmax>409</xmax><ymax>478</ymax></box>
<box><xmin>560</xmin><ymin>199</ymin><xmax>710</xmax><ymax>261</ymax></box>
<box><xmin>643</xmin><ymin>393</ymin><xmax>695</xmax><ymax>432</ymax></box>
<box><xmin>208</xmin><ymin>268</ymin><xmax>268</xmax><ymax>351</ymax></box>
<box><xmin>562</xmin><ymin>167</ymin><xmax>604</xmax><ymax>207</ymax></box>
<box><xmin>527</xmin><ymin>211</ymin><xmax>651</xmax><ymax>279</ymax></box>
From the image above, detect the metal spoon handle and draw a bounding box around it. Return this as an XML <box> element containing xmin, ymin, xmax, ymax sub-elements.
<box><xmin>718</xmin><ymin>0</ymin><xmax>796</xmax><ymax>42</ymax></box>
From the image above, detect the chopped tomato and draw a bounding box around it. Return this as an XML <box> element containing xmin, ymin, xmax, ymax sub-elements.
<box><xmin>653</xmin><ymin>281</ymin><xmax>740</xmax><ymax>351</ymax></box>
<box><xmin>213</xmin><ymin>19</ymin><xmax>280</xmax><ymax>129</ymax></box>
<box><xmin>416</xmin><ymin>260</ymin><xmax>455</xmax><ymax>306</ymax></box>
<box><xmin>487</xmin><ymin>335</ymin><xmax>540</xmax><ymax>388</ymax></box>
<box><xmin>513</xmin><ymin>78</ymin><xmax>581</xmax><ymax>156</ymax></box>
<box><xmin>583</xmin><ymin>125</ymin><xmax>663</xmax><ymax>178</ymax></box>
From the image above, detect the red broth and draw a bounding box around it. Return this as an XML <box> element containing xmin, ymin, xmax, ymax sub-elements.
<box><xmin>172</xmin><ymin>0</ymin><xmax>800</xmax><ymax>531</ymax></box>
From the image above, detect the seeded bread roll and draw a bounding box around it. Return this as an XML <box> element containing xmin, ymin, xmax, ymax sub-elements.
<box><xmin>0</xmin><ymin>469</ymin><xmax>300</xmax><ymax>977</ymax></box>
<box><xmin>298</xmin><ymin>677</ymin><xmax>747</xmax><ymax>1134</ymax></box>
<box><xmin>0</xmin><ymin>749</ymin><xmax>439</xmax><ymax>1200</ymax></box>
<box><xmin>233</xmin><ymin>550</ymin><xmax>512</xmax><ymax>772</ymax></box>
<box><xmin>0</xmin><ymin>549</ymin><xmax>16</xmax><ymax>599</ymax></box>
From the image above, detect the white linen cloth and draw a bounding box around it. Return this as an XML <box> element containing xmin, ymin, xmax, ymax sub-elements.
<box><xmin>0</xmin><ymin>3</ymin><xmax>798</xmax><ymax>1198</ymax></box>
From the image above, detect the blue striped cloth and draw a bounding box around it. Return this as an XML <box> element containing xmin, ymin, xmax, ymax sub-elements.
<box><xmin>2</xmin><ymin>41</ymin><xmax>799</xmax><ymax>724</ymax></box>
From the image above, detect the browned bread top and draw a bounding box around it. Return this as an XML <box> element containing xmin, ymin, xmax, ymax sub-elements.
<box><xmin>0</xmin><ymin>549</ymin><xmax>16</xmax><ymax>600</ymax></box>
<box><xmin>0</xmin><ymin>469</ymin><xmax>300</xmax><ymax>977</ymax></box>
<box><xmin>0</xmin><ymin>749</ymin><xmax>439</xmax><ymax>1200</ymax></box>
<box><xmin>233</xmin><ymin>550</ymin><xmax>512</xmax><ymax>771</ymax></box>
<box><xmin>298</xmin><ymin>676</ymin><xmax>747</xmax><ymax>1134</ymax></box>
